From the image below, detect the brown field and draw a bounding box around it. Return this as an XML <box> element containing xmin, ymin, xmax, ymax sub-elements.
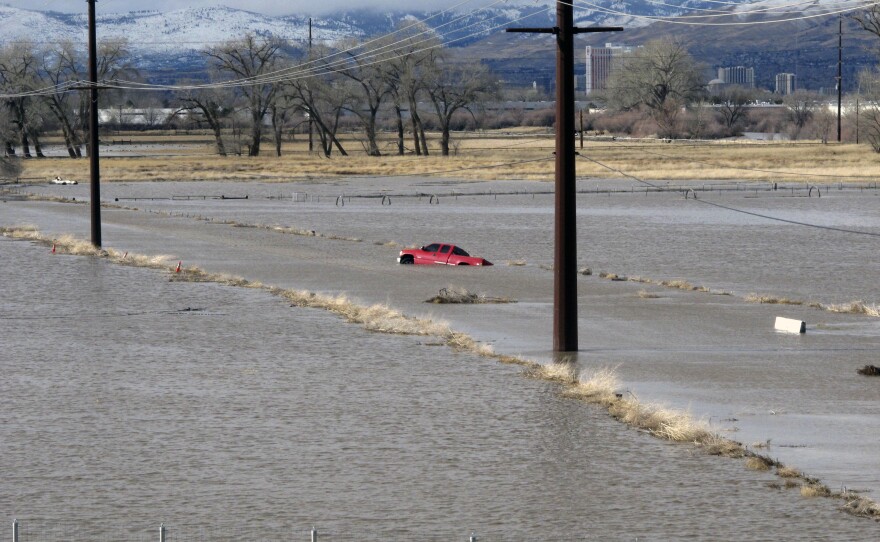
<box><xmin>17</xmin><ymin>129</ymin><xmax>880</xmax><ymax>183</ymax></box>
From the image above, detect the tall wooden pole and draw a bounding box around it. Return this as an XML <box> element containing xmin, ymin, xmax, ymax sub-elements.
<box><xmin>87</xmin><ymin>0</ymin><xmax>101</xmax><ymax>247</ymax></box>
<box><xmin>838</xmin><ymin>15</ymin><xmax>842</xmax><ymax>143</ymax></box>
<box><xmin>308</xmin><ymin>17</ymin><xmax>314</xmax><ymax>153</ymax></box>
<box><xmin>554</xmin><ymin>1</ymin><xmax>577</xmax><ymax>352</ymax></box>
<box><xmin>507</xmin><ymin>15</ymin><xmax>621</xmax><ymax>353</ymax></box>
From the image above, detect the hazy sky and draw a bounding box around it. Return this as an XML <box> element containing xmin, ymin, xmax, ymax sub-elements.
<box><xmin>8</xmin><ymin>0</ymin><xmax>507</xmax><ymax>16</ymax></box>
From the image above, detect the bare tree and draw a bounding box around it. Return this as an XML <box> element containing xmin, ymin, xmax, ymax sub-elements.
<box><xmin>176</xmin><ymin>83</ymin><xmax>234</xmax><ymax>156</ymax></box>
<box><xmin>38</xmin><ymin>41</ymin><xmax>84</xmax><ymax>157</ymax></box>
<box><xmin>205</xmin><ymin>34</ymin><xmax>282</xmax><ymax>156</ymax></box>
<box><xmin>0</xmin><ymin>42</ymin><xmax>40</xmax><ymax>158</ymax></box>
<box><xmin>784</xmin><ymin>91</ymin><xmax>818</xmax><ymax>140</ymax></box>
<box><xmin>857</xmin><ymin>69</ymin><xmax>880</xmax><ymax>151</ymax></box>
<box><xmin>606</xmin><ymin>38</ymin><xmax>705</xmax><ymax>138</ymax></box>
<box><xmin>81</xmin><ymin>39</ymin><xmax>136</xmax><ymax>155</ymax></box>
<box><xmin>141</xmin><ymin>97</ymin><xmax>170</xmax><ymax>130</ymax></box>
<box><xmin>811</xmin><ymin>107</ymin><xmax>836</xmax><ymax>144</ymax></box>
<box><xmin>425</xmin><ymin>61</ymin><xmax>497</xmax><ymax>156</ymax></box>
<box><xmin>714</xmin><ymin>85</ymin><xmax>754</xmax><ymax>133</ymax></box>
<box><xmin>0</xmin><ymin>107</ymin><xmax>21</xmax><ymax>178</ymax></box>
<box><xmin>383</xmin><ymin>23</ymin><xmax>438</xmax><ymax>156</ymax></box>
<box><xmin>284</xmin><ymin>51</ymin><xmax>351</xmax><ymax>157</ymax></box>
<box><xmin>852</xmin><ymin>7</ymin><xmax>880</xmax><ymax>51</ymax></box>
<box><xmin>335</xmin><ymin>39</ymin><xmax>393</xmax><ymax>156</ymax></box>
<box><xmin>270</xmin><ymin>90</ymin><xmax>295</xmax><ymax>157</ymax></box>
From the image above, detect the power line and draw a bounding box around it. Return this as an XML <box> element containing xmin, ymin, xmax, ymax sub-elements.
<box><xmin>2</xmin><ymin>0</ymin><xmax>871</xmax><ymax>98</ymax></box>
<box><xmin>567</xmin><ymin>0</ymin><xmax>880</xmax><ymax>26</ymax></box>
<box><xmin>93</xmin><ymin>3</ymin><xmax>553</xmax><ymax>93</ymax></box>
<box><xmin>577</xmin><ymin>153</ymin><xmax>880</xmax><ymax>238</ymax></box>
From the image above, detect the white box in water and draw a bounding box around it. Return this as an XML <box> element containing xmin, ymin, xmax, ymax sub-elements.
<box><xmin>775</xmin><ymin>316</ymin><xmax>806</xmax><ymax>334</ymax></box>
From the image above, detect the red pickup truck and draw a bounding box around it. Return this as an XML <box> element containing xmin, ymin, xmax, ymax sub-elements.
<box><xmin>397</xmin><ymin>243</ymin><xmax>493</xmax><ymax>266</ymax></box>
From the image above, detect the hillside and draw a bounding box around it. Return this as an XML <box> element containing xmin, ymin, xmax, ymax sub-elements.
<box><xmin>0</xmin><ymin>1</ymin><xmax>876</xmax><ymax>91</ymax></box>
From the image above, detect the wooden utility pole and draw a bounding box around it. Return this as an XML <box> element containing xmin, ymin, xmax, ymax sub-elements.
<box><xmin>508</xmin><ymin>7</ymin><xmax>621</xmax><ymax>353</ymax></box>
<box><xmin>838</xmin><ymin>14</ymin><xmax>843</xmax><ymax>143</ymax></box>
<box><xmin>308</xmin><ymin>17</ymin><xmax>314</xmax><ymax>153</ymax></box>
<box><xmin>87</xmin><ymin>0</ymin><xmax>101</xmax><ymax>247</ymax></box>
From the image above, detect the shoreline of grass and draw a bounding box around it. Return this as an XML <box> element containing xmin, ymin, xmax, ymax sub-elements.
<box><xmin>4</xmin><ymin>225</ymin><xmax>878</xmax><ymax>522</ymax></box>
<box><xmin>591</xmin><ymin>267</ymin><xmax>880</xmax><ymax>318</ymax></box>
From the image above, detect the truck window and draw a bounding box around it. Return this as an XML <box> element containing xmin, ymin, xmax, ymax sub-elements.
<box><xmin>452</xmin><ymin>247</ymin><xmax>469</xmax><ymax>256</ymax></box>
<box><xmin>423</xmin><ymin>244</ymin><xmax>440</xmax><ymax>252</ymax></box>
<box><xmin>439</xmin><ymin>245</ymin><xmax>451</xmax><ymax>253</ymax></box>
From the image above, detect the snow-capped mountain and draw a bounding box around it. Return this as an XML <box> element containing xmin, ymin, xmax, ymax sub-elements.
<box><xmin>0</xmin><ymin>1</ymin><xmax>853</xmax><ymax>57</ymax></box>
<box><xmin>0</xmin><ymin>1</ymin><xmax>871</xmax><ymax>89</ymax></box>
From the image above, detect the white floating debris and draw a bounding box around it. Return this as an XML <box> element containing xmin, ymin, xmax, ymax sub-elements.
<box><xmin>775</xmin><ymin>316</ymin><xmax>805</xmax><ymax>334</ymax></box>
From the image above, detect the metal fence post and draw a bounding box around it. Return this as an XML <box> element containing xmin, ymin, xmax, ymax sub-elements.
<box><xmin>469</xmin><ymin>531</ymin><xmax>477</xmax><ymax>542</ymax></box>
<box><xmin>12</xmin><ymin>519</ymin><xmax>19</xmax><ymax>542</ymax></box>
<box><xmin>159</xmin><ymin>523</ymin><xmax>166</xmax><ymax>542</ymax></box>
<box><xmin>311</xmin><ymin>526</ymin><xmax>318</xmax><ymax>542</ymax></box>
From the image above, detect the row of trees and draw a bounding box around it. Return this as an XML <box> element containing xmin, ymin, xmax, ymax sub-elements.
<box><xmin>0</xmin><ymin>39</ymin><xmax>134</xmax><ymax>160</ymax></box>
<box><xmin>0</xmin><ymin>25</ymin><xmax>498</xmax><ymax>162</ymax></box>
<box><xmin>189</xmin><ymin>29</ymin><xmax>497</xmax><ymax>158</ymax></box>
<box><xmin>7</xmin><ymin>24</ymin><xmax>880</xmax><ymax>167</ymax></box>
<box><xmin>593</xmin><ymin>37</ymin><xmax>848</xmax><ymax>142</ymax></box>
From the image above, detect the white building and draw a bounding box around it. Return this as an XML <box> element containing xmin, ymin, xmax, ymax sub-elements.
<box><xmin>717</xmin><ymin>66</ymin><xmax>755</xmax><ymax>88</ymax></box>
<box><xmin>775</xmin><ymin>73</ymin><xmax>797</xmax><ymax>95</ymax></box>
<box><xmin>585</xmin><ymin>43</ymin><xmax>636</xmax><ymax>95</ymax></box>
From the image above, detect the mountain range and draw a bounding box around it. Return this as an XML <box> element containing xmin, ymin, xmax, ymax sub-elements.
<box><xmin>0</xmin><ymin>1</ymin><xmax>876</xmax><ymax>92</ymax></box>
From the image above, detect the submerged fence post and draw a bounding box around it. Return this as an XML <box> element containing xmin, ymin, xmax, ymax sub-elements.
<box><xmin>311</xmin><ymin>526</ymin><xmax>318</xmax><ymax>542</ymax></box>
<box><xmin>13</xmin><ymin>519</ymin><xmax>19</xmax><ymax>542</ymax></box>
<box><xmin>159</xmin><ymin>523</ymin><xmax>166</xmax><ymax>542</ymax></box>
<box><xmin>469</xmin><ymin>531</ymin><xmax>478</xmax><ymax>542</ymax></box>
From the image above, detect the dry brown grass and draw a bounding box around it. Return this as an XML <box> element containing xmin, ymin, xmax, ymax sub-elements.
<box><xmin>746</xmin><ymin>456</ymin><xmax>774</xmax><ymax>471</ymax></box>
<box><xmin>524</xmin><ymin>362</ymin><xmax>580</xmax><ymax>384</ymax></box>
<box><xmin>826</xmin><ymin>300</ymin><xmax>880</xmax><ymax>317</ymax></box>
<box><xmin>745</xmin><ymin>293</ymin><xmax>804</xmax><ymax>305</ymax></box>
<box><xmin>18</xmin><ymin>134</ymin><xmax>880</xmax><ymax>183</ymax></box>
<box><xmin>637</xmin><ymin>290</ymin><xmax>660</xmax><ymax>299</ymax></box>
<box><xmin>842</xmin><ymin>495</ymin><xmax>880</xmax><ymax>518</ymax></box>
<box><xmin>659</xmin><ymin>279</ymin><xmax>709</xmax><ymax>292</ymax></box>
<box><xmin>702</xmin><ymin>436</ymin><xmax>747</xmax><ymax>458</ymax></box>
<box><xmin>744</xmin><ymin>294</ymin><xmax>880</xmax><ymax>318</ymax></box>
<box><xmin>425</xmin><ymin>286</ymin><xmax>514</xmax><ymax>304</ymax></box>
<box><xmin>777</xmin><ymin>466</ymin><xmax>802</xmax><ymax>478</ymax></box>
<box><xmin>278</xmin><ymin>288</ymin><xmax>451</xmax><ymax>337</ymax></box>
<box><xmin>558</xmin><ymin>367</ymin><xmax>717</xmax><ymax>444</ymax></box>
<box><xmin>801</xmin><ymin>484</ymin><xmax>832</xmax><ymax>498</ymax></box>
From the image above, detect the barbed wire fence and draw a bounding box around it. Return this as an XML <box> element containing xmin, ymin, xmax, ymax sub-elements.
<box><xmin>10</xmin><ymin>520</ymin><xmax>487</xmax><ymax>542</ymax></box>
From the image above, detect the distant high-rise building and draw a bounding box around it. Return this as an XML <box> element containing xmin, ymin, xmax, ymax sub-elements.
<box><xmin>585</xmin><ymin>43</ymin><xmax>635</xmax><ymax>95</ymax></box>
<box><xmin>775</xmin><ymin>73</ymin><xmax>796</xmax><ymax>95</ymax></box>
<box><xmin>717</xmin><ymin>66</ymin><xmax>755</xmax><ymax>88</ymax></box>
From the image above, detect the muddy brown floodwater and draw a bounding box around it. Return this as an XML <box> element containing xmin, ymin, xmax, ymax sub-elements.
<box><xmin>2</xmin><ymin>177</ymin><xmax>880</xmax><ymax>539</ymax></box>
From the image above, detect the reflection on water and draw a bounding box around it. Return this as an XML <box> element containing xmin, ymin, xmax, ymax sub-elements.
<box><xmin>2</xmin><ymin>238</ymin><xmax>875</xmax><ymax>539</ymax></box>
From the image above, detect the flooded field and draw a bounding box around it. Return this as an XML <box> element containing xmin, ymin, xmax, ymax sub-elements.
<box><xmin>3</xmin><ymin>176</ymin><xmax>880</xmax><ymax>538</ymax></box>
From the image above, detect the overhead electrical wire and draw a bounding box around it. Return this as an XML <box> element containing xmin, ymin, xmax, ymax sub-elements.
<box><xmin>81</xmin><ymin>0</ymin><xmax>519</xmax><ymax>93</ymax></box>
<box><xmin>1</xmin><ymin>0</ymin><xmax>501</xmax><ymax>96</ymax></box>
<box><xmin>565</xmin><ymin>0</ymin><xmax>880</xmax><ymax>26</ymax></box>
<box><xmin>636</xmin><ymin>0</ymin><xmax>864</xmax><ymax>18</ymax></box>
<box><xmin>578</xmin><ymin>153</ymin><xmax>880</xmax><ymax>238</ymax></box>
<box><xmin>1</xmin><ymin>0</ymin><xmax>872</xmax><ymax>97</ymax></box>
<box><xmin>96</xmin><ymin>2</ymin><xmax>554</xmax><ymax>93</ymax></box>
